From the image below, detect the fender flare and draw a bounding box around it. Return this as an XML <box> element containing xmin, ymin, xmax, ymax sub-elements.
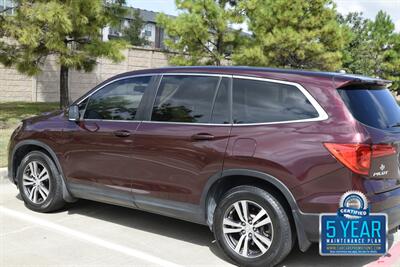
<box><xmin>10</xmin><ymin>139</ymin><xmax>76</xmax><ymax>203</ymax></box>
<box><xmin>201</xmin><ymin>169</ymin><xmax>312</xmax><ymax>252</ymax></box>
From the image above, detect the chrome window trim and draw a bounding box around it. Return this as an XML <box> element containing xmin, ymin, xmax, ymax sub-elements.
<box><xmin>83</xmin><ymin>119</ymin><xmax>142</xmax><ymax>123</ymax></box>
<box><xmin>76</xmin><ymin>72</ymin><xmax>329</xmax><ymax>126</ymax></box>
<box><xmin>230</xmin><ymin>75</ymin><xmax>329</xmax><ymax>126</ymax></box>
<box><xmin>141</xmin><ymin>120</ymin><xmax>230</xmax><ymax>126</ymax></box>
<box><xmin>162</xmin><ymin>73</ymin><xmax>232</xmax><ymax>78</ymax></box>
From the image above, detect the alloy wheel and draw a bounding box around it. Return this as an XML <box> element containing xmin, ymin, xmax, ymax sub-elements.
<box><xmin>222</xmin><ymin>200</ymin><xmax>274</xmax><ymax>258</ymax></box>
<box><xmin>22</xmin><ymin>161</ymin><xmax>50</xmax><ymax>204</ymax></box>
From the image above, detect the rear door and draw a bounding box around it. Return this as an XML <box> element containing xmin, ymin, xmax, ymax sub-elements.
<box><xmin>130</xmin><ymin>74</ymin><xmax>231</xmax><ymax>209</ymax></box>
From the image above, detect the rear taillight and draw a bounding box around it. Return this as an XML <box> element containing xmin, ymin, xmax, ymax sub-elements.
<box><xmin>371</xmin><ymin>144</ymin><xmax>397</xmax><ymax>158</ymax></box>
<box><xmin>324</xmin><ymin>143</ymin><xmax>397</xmax><ymax>175</ymax></box>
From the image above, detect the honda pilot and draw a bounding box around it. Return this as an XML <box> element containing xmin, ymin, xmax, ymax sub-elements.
<box><xmin>8</xmin><ymin>67</ymin><xmax>400</xmax><ymax>266</ymax></box>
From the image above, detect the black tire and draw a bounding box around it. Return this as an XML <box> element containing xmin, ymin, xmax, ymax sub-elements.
<box><xmin>213</xmin><ymin>186</ymin><xmax>293</xmax><ymax>267</ymax></box>
<box><xmin>17</xmin><ymin>151</ymin><xmax>66</xmax><ymax>212</ymax></box>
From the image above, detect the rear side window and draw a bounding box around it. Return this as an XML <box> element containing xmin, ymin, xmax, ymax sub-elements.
<box><xmin>338</xmin><ymin>88</ymin><xmax>400</xmax><ymax>129</ymax></box>
<box><xmin>232</xmin><ymin>78</ymin><xmax>319</xmax><ymax>124</ymax></box>
<box><xmin>151</xmin><ymin>75</ymin><xmax>220</xmax><ymax>123</ymax></box>
<box><xmin>84</xmin><ymin>76</ymin><xmax>151</xmax><ymax>120</ymax></box>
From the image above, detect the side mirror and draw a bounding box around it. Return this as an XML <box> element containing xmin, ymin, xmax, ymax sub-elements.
<box><xmin>68</xmin><ymin>105</ymin><xmax>80</xmax><ymax>122</ymax></box>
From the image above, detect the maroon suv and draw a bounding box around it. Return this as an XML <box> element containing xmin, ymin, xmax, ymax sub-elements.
<box><xmin>8</xmin><ymin>67</ymin><xmax>400</xmax><ymax>266</ymax></box>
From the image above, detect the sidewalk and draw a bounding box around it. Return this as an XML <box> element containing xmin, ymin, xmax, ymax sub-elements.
<box><xmin>0</xmin><ymin>167</ymin><xmax>8</xmax><ymax>179</ymax></box>
<box><xmin>365</xmin><ymin>240</ymin><xmax>400</xmax><ymax>267</ymax></box>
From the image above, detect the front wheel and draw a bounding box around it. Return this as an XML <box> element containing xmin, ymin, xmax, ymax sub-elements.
<box><xmin>213</xmin><ymin>186</ymin><xmax>293</xmax><ymax>267</ymax></box>
<box><xmin>17</xmin><ymin>151</ymin><xmax>66</xmax><ymax>212</ymax></box>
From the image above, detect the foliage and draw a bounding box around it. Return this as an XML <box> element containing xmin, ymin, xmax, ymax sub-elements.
<box><xmin>339</xmin><ymin>11</ymin><xmax>400</xmax><ymax>93</ymax></box>
<box><xmin>123</xmin><ymin>9</ymin><xmax>148</xmax><ymax>46</ymax></box>
<box><xmin>0</xmin><ymin>0</ymin><xmax>128</xmax><ymax>107</ymax></box>
<box><xmin>156</xmin><ymin>0</ymin><xmax>245</xmax><ymax>66</ymax></box>
<box><xmin>233</xmin><ymin>0</ymin><xmax>346</xmax><ymax>71</ymax></box>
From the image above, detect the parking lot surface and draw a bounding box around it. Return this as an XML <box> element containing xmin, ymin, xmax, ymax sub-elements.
<box><xmin>0</xmin><ymin>175</ymin><xmax>399</xmax><ymax>267</ymax></box>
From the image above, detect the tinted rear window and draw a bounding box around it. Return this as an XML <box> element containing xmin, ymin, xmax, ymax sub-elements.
<box><xmin>232</xmin><ymin>78</ymin><xmax>319</xmax><ymax>124</ymax></box>
<box><xmin>338</xmin><ymin>88</ymin><xmax>400</xmax><ymax>129</ymax></box>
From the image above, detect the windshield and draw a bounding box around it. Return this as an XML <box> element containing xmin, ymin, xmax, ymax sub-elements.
<box><xmin>338</xmin><ymin>87</ymin><xmax>400</xmax><ymax>130</ymax></box>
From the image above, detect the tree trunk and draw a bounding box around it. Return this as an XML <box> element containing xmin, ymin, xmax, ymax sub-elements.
<box><xmin>59</xmin><ymin>65</ymin><xmax>69</xmax><ymax>109</ymax></box>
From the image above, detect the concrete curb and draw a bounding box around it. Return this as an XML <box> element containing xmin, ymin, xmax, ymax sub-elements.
<box><xmin>0</xmin><ymin>167</ymin><xmax>8</xmax><ymax>179</ymax></box>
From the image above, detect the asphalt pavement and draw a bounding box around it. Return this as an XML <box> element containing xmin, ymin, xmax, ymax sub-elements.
<box><xmin>0</xmin><ymin>170</ymin><xmax>399</xmax><ymax>267</ymax></box>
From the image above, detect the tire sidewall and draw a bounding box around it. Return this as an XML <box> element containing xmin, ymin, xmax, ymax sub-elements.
<box><xmin>17</xmin><ymin>151</ymin><xmax>60</xmax><ymax>211</ymax></box>
<box><xmin>213</xmin><ymin>187</ymin><xmax>291</xmax><ymax>267</ymax></box>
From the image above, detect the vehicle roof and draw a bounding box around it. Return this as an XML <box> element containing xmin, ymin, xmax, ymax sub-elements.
<box><xmin>117</xmin><ymin>66</ymin><xmax>391</xmax><ymax>86</ymax></box>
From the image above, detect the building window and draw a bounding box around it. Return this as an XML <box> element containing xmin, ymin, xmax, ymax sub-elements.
<box><xmin>1</xmin><ymin>0</ymin><xmax>14</xmax><ymax>14</ymax></box>
<box><xmin>143</xmin><ymin>24</ymin><xmax>152</xmax><ymax>37</ymax></box>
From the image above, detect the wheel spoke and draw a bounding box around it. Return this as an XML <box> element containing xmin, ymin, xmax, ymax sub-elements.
<box><xmin>252</xmin><ymin>209</ymin><xmax>267</xmax><ymax>225</ymax></box>
<box><xmin>234</xmin><ymin>234</ymin><xmax>246</xmax><ymax>253</ymax></box>
<box><xmin>28</xmin><ymin>163</ymin><xmax>34</xmax><ymax>176</ymax></box>
<box><xmin>233</xmin><ymin>202</ymin><xmax>246</xmax><ymax>223</ymax></box>
<box><xmin>38</xmin><ymin>168</ymin><xmax>47</xmax><ymax>179</ymax></box>
<box><xmin>23</xmin><ymin>174</ymin><xmax>35</xmax><ymax>182</ymax></box>
<box><xmin>253</xmin><ymin>217</ymin><xmax>271</xmax><ymax>228</ymax></box>
<box><xmin>224</xmin><ymin>227</ymin><xmax>243</xmax><ymax>234</ymax></box>
<box><xmin>240</xmin><ymin>201</ymin><xmax>248</xmax><ymax>222</ymax></box>
<box><xmin>33</xmin><ymin>187</ymin><xmax>38</xmax><ymax>203</ymax></box>
<box><xmin>39</xmin><ymin>186</ymin><xmax>49</xmax><ymax>197</ymax></box>
<box><xmin>252</xmin><ymin>234</ymin><xmax>268</xmax><ymax>253</ymax></box>
<box><xmin>38</xmin><ymin>186</ymin><xmax>48</xmax><ymax>200</ymax></box>
<box><xmin>38</xmin><ymin>174</ymin><xmax>49</xmax><ymax>182</ymax></box>
<box><xmin>23</xmin><ymin>180</ymin><xmax>35</xmax><ymax>186</ymax></box>
<box><xmin>32</xmin><ymin>161</ymin><xmax>39</xmax><ymax>177</ymax></box>
<box><xmin>254</xmin><ymin>232</ymin><xmax>272</xmax><ymax>247</ymax></box>
<box><xmin>242</xmin><ymin>235</ymin><xmax>249</xmax><ymax>256</ymax></box>
<box><xmin>223</xmin><ymin>218</ymin><xmax>243</xmax><ymax>228</ymax></box>
<box><xmin>29</xmin><ymin>187</ymin><xmax>35</xmax><ymax>201</ymax></box>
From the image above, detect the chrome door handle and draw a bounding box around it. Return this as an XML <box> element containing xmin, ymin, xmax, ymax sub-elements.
<box><xmin>191</xmin><ymin>133</ymin><xmax>215</xmax><ymax>141</ymax></box>
<box><xmin>114</xmin><ymin>130</ymin><xmax>131</xmax><ymax>137</ymax></box>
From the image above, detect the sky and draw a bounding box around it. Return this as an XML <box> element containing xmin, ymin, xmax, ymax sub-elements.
<box><xmin>127</xmin><ymin>0</ymin><xmax>400</xmax><ymax>32</ymax></box>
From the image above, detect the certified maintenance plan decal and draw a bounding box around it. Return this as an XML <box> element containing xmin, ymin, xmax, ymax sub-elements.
<box><xmin>319</xmin><ymin>191</ymin><xmax>388</xmax><ymax>256</ymax></box>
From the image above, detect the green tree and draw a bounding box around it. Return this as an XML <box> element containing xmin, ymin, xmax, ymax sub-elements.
<box><xmin>156</xmin><ymin>0</ymin><xmax>245</xmax><ymax>66</ymax></box>
<box><xmin>0</xmin><ymin>0</ymin><xmax>128</xmax><ymax>108</ymax></box>
<box><xmin>234</xmin><ymin>0</ymin><xmax>346</xmax><ymax>71</ymax></box>
<box><xmin>340</xmin><ymin>11</ymin><xmax>400</xmax><ymax>93</ymax></box>
<box><xmin>337</xmin><ymin>12</ymin><xmax>369</xmax><ymax>73</ymax></box>
<box><xmin>123</xmin><ymin>9</ymin><xmax>148</xmax><ymax>46</ymax></box>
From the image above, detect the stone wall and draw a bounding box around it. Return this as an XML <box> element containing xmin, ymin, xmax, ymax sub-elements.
<box><xmin>0</xmin><ymin>47</ymin><xmax>170</xmax><ymax>102</ymax></box>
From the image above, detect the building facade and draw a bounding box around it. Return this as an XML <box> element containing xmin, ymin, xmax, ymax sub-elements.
<box><xmin>104</xmin><ymin>8</ymin><xmax>169</xmax><ymax>50</ymax></box>
<box><xmin>0</xmin><ymin>0</ymin><xmax>14</xmax><ymax>14</ymax></box>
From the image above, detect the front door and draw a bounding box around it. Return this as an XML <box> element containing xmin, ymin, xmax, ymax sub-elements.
<box><xmin>63</xmin><ymin>75</ymin><xmax>155</xmax><ymax>206</ymax></box>
<box><xmin>131</xmin><ymin>74</ymin><xmax>232</xmax><ymax>210</ymax></box>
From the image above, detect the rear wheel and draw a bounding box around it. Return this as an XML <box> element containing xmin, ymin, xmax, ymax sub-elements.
<box><xmin>213</xmin><ymin>186</ymin><xmax>293</xmax><ymax>267</ymax></box>
<box><xmin>17</xmin><ymin>151</ymin><xmax>66</xmax><ymax>212</ymax></box>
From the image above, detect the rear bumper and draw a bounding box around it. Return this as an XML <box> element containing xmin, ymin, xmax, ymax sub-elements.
<box><xmin>385</xmin><ymin>204</ymin><xmax>400</xmax><ymax>233</ymax></box>
<box><xmin>370</xmin><ymin>187</ymin><xmax>400</xmax><ymax>232</ymax></box>
<box><xmin>294</xmin><ymin>190</ymin><xmax>400</xmax><ymax>244</ymax></box>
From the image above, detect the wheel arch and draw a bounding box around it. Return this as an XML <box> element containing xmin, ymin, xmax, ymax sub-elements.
<box><xmin>10</xmin><ymin>140</ymin><xmax>76</xmax><ymax>202</ymax></box>
<box><xmin>202</xmin><ymin>169</ymin><xmax>312</xmax><ymax>252</ymax></box>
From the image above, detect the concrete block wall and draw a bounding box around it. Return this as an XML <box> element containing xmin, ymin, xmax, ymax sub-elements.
<box><xmin>0</xmin><ymin>64</ymin><xmax>34</xmax><ymax>102</ymax></box>
<box><xmin>0</xmin><ymin>47</ymin><xmax>170</xmax><ymax>102</ymax></box>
